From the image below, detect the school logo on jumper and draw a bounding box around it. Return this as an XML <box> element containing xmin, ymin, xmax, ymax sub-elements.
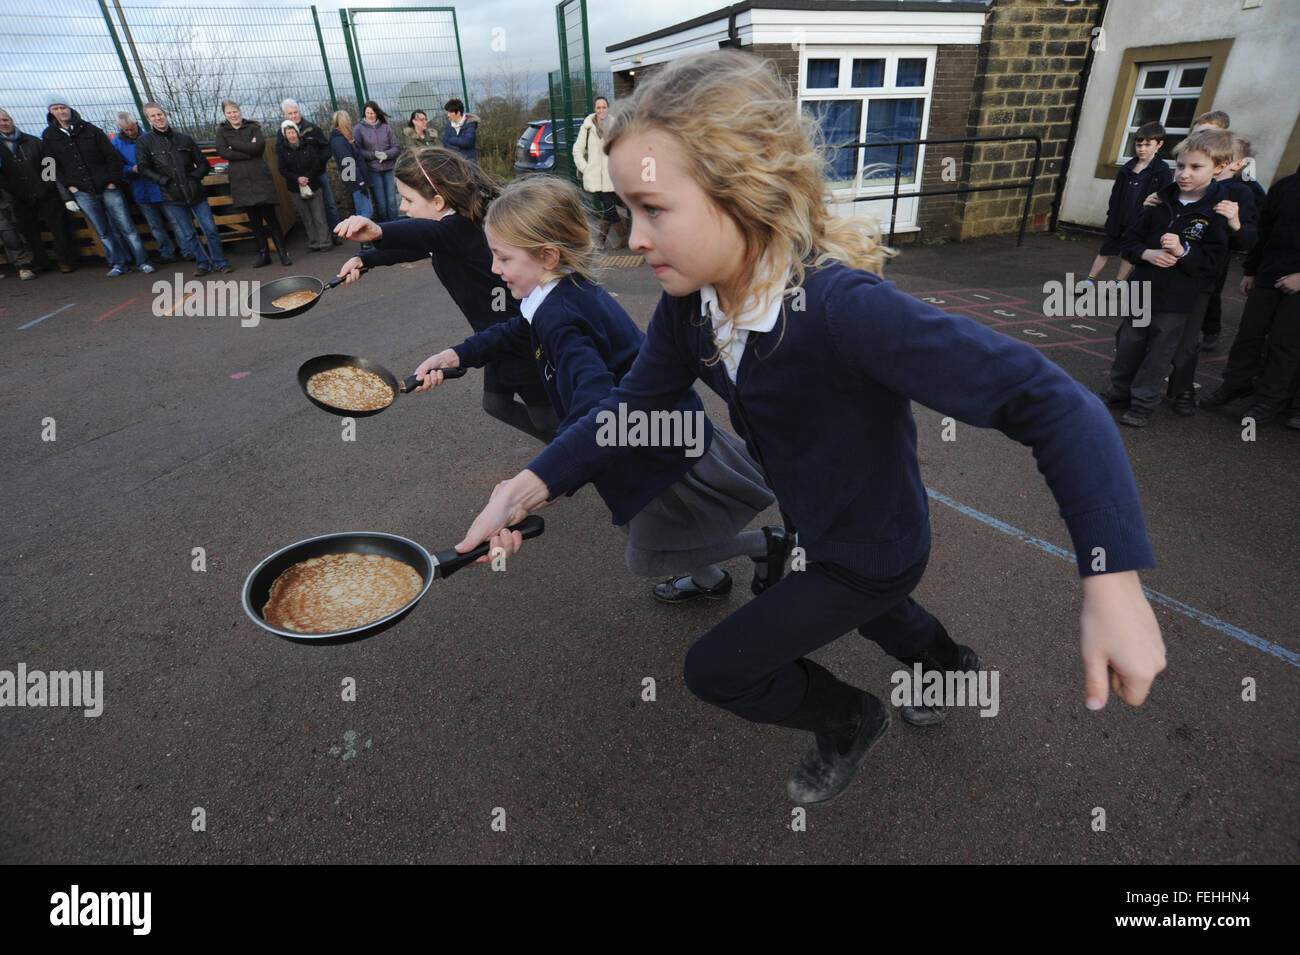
<box><xmin>152</xmin><ymin>274</ymin><xmax>261</xmax><ymax>326</ymax></box>
<box><xmin>1042</xmin><ymin>274</ymin><xmax>1151</xmax><ymax>326</ymax></box>
<box><xmin>0</xmin><ymin>663</ymin><xmax>103</xmax><ymax>717</ymax></box>
<box><xmin>1182</xmin><ymin>217</ymin><xmax>1209</xmax><ymax>241</ymax></box>
<box><xmin>594</xmin><ymin>402</ymin><xmax>707</xmax><ymax>458</ymax></box>
<box><xmin>49</xmin><ymin>885</ymin><xmax>151</xmax><ymax>935</ymax></box>
<box><xmin>890</xmin><ymin>662</ymin><xmax>999</xmax><ymax>717</ymax></box>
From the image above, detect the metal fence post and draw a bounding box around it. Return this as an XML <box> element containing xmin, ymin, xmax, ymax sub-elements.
<box><xmin>339</xmin><ymin>9</ymin><xmax>366</xmax><ymax>111</ymax></box>
<box><xmin>95</xmin><ymin>0</ymin><xmax>145</xmax><ymax>118</ymax></box>
<box><xmin>451</xmin><ymin>7</ymin><xmax>469</xmax><ymax>109</ymax></box>
<box><xmin>311</xmin><ymin>5</ymin><xmax>338</xmax><ymax>113</ymax></box>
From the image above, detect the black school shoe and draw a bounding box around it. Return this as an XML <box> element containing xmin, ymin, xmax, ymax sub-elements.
<box><xmin>1097</xmin><ymin>388</ymin><xmax>1129</xmax><ymax>407</ymax></box>
<box><xmin>1241</xmin><ymin>402</ymin><xmax>1284</xmax><ymax>425</ymax></box>
<box><xmin>751</xmin><ymin>525</ymin><xmax>794</xmax><ymax>596</ymax></box>
<box><xmin>1172</xmin><ymin>391</ymin><xmax>1197</xmax><ymax>416</ymax></box>
<box><xmin>775</xmin><ymin>659</ymin><xmax>890</xmax><ymax>805</ymax></box>
<box><xmin>1119</xmin><ymin>408</ymin><xmax>1151</xmax><ymax>427</ymax></box>
<box><xmin>652</xmin><ymin>572</ymin><xmax>732</xmax><ymax>603</ymax></box>
<box><xmin>900</xmin><ymin>645</ymin><xmax>983</xmax><ymax>727</ymax></box>
<box><xmin>1199</xmin><ymin>333</ymin><xmax>1220</xmax><ymax>351</ymax></box>
<box><xmin>1199</xmin><ymin>383</ymin><xmax>1252</xmax><ymax>409</ymax></box>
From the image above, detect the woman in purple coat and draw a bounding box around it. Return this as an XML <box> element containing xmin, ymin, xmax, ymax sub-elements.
<box><xmin>353</xmin><ymin>101</ymin><xmax>400</xmax><ymax>222</ymax></box>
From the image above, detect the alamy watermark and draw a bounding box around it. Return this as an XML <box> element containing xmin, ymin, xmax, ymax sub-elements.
<box><xmin>0</xmin><ymin>663</ymin><xmax>103</xmax><ymax>717</ymax></box>
<box><xmin>890</xmin><ymin>662</ymin><xmax>999</xmax><ymax>717</ymax></box>
<box><xmin>1044</xmin><ymin>274</ymin><xmax>1152</xmax><ymax>326</ymax></box>
<box><xmin>595</xmin><ymin>403</ymin><xmax>706</xmax><ymax>458</ymax></box>
<box><xmin>50</xmin><ymin>886</ymin><xmax>150</xmax><ymax>935</ymax></box>
<box><xmin>152</xmin><ymin>274</ymin><xmax>261</xmax><ymax>326</ymax></box>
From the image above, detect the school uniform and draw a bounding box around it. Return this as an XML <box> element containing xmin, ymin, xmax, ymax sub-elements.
<box><xmin>1101</xmin><ymin>155</ymin><xmax>1174</xmax><ymax>255</ymax></box>
<box><xmin>1112</xmin><ymin>180</ymin><xmax>1229</xmax><ymax>413</ymax></box>
<box><xmin>452</xmin><ymin>274</ymin><xmax>773</xmax><ymax>574</ymax></box>
<box><xmin>358</xmin><ymin>213</ymin><xmax>549</xmax><ymax>407</ymax></box>
<box><xmin>1216</xmin><ymin>166</ymin><xmax>1300</xmax><ymax>408</ymax></box>
<box><xmin>1168</xmin><ymin>176</ymin><xmax>1262</xmax><ymax>397</ymax></box>
<box><xmin>522</xmin><ymin>262</ymin><xmax>1155</xmax><ymax>724</ymax></box>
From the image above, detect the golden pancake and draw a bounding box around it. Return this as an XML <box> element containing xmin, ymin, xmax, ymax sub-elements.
<box><xmin>272</xmin><ymin>290</ymin><xmax>319</xmax><ymax>309</ymax></box>
<box><xmin>263</xmin><ymin>552</ymin><xmax>424</xmax><ymax>634</ymax></box>
<box><xmin>306</xmin><ymin>365</ymin><xmax>395</xmax><ymax>411</ymax></box>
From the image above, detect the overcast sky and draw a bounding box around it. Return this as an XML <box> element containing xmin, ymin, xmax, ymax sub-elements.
<box><xmin>0</xmin><ymin>0</ymin><xmax>715</xmax><ymax>129</ymax></box>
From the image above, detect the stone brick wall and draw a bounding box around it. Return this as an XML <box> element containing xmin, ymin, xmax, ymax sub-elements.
<box><xmin>956</xmin><ymin>0</ymin><xmax>1100</xmax><ymax>239</ymax></box>
<box><xmin>916</xmin><ymin>44</ymin><xmax>980</xmax><ymax>241</ymax></box>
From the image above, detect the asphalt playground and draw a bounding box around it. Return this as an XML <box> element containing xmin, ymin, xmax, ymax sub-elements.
<box><xmin>1</xmin><ymin>229</ymin><xmax>1296</xmax><ymax>865</ymax></box>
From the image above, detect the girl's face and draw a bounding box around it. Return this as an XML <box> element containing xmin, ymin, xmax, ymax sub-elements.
<box><xmin>365</xmin><ymin>106</ymin><xmax>378</xmax><ymax>123</ymax></box>
<box><xmin>396</xmin><ymin>177</ymin><xmax>447</xmax><ymax>220</ymax></box>
<box><xmin>486</xmin><ymin>226</ymin><xmax>553</xmax><ymax>300</ymax></box>
<box><xmin>609</xmin><ymin>128</ymin><xmax>747</xmax><ymax>307</ymax></box>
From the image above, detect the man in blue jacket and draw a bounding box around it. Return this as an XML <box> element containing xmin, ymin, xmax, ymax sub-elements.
<box><xmin>113</xmin><ymin>113</ymin><xmax>179</xmax><ymax>264</ymax></box>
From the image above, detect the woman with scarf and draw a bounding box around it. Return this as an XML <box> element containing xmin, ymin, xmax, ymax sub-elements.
<box><xmin>275</xmin><ymin>120</ymin><xmax>330</xmax><ymax>252</ymax></box>
<box><xmin>573</xmin><ymin>97</ymin><xmax>628</xmax><ymax>249</ymax></box>
<box><xmin>215</xmin><ymin>100</ymin><xmax>291</xmax><ymax>267</ymax></box>
<box><xmin>353</xmin><ymin>101</ymin><xmax>400</xmax><ymax>222</ymax></box>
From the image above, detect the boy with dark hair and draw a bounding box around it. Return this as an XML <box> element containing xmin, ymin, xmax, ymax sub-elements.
<box><xmin>1100</xmin><ymin>129</ymin><xmax>1231</xmax><ymax>426</ymax></box>
<box><xmin>1088</xmin><ymin>121</ymin><xmax>1172</xmax><ymax>282</ymax></box>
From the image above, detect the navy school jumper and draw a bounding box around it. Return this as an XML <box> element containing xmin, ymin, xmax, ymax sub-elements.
<box><xmin>452</xmin><ymin>275</ymin><xmax>708</xmax><ymax>522</ymax></box>
<box><xmin>1105</xmin><ymin>155</ymin><xmax>1175</xmax><ymax>245</ymax></box>
<box><xmin>358</xmin><ymin>215</ymin><xmax>540</xmax><ymax>388</ymax></box>
<box><xmin>527</xmin><ymin>262</ymin><xmax>1156</xmax><ymax>582</ymax></box>
<box><xmin>1122</xmin><ymin>179</ymin><xmax>1230</xmax><ymax>311</ymax></box>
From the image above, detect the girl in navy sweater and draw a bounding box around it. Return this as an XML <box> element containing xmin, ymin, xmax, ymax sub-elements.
<box><xmin>334</xmin><ymin>147</ymin><xmax>558</xmax><ymax>443</ymax></box>
<box><xmin>455</xmin><ymin>51</ymin><xmax>1167</xmax><ymax>806</ymax></box>
<box><xmin>414</xmin><ymin>175</ymin><xmax>787</xmax><ymax>601</ymax></box>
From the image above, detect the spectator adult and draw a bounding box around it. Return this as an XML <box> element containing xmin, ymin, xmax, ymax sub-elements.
<box><xmin>275</xmin><ymin>120</ymin><xmax>331</xmax><ymax>252</ymax></box>
<box><xmin>440</xmin><ymin>98</ymin><xmax>478</xmax><ymax>164</ymax></box>
<box><xmin>215</xmin><ymin>100</ymin><xmax>291</xmax><ymax>268</ymax></box>
<box><xmin>113</xmin><ymin>113</ymin><xmax>179</xmax><ymax>264</ymax></box>
<box><xmin>0</xmin><ymin>187</ymin><xmax>36</xmax><ymax>279</ymax></box>
<box><xmin>353</xmin><ymin>101</ymin><xmax>400</xmax><ymax>222</ymax></box>
<box><xmin>329</xmin><ymin>110</ymin><xmax>373</xmax><ymax>222</ymax></box>
<box><xmin>281</xmin><ymin>98</ymin><xmax>341</xmax><ymax>244</ymax></box>
<box><xmin>400</xmin><ymin>109</ymin><xmax>437</xmax><ymax>152</ymax></box>
<box><xmin>40</xmin><ymin>93</ymin><xmax>153</xmax><ymax>276</ymax></box>
<box><xmin>136</xmin><ymin>103</ymin><xmax>233</xmax><ymax>275</ymax></box>
<box><xmin>573</xmin><ymin>96</ymin><xmax>628</xmax><ymax>249</ymax></box>
<box><xmin>0</xmin><ymin>106</ymin><xmax>75</xmax><ymax>273</ymax></box>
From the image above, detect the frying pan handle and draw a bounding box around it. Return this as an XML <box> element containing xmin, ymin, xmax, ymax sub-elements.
<box><xmin>433</xmin><ymin>515</ymin><xmax>545</xmax><ymax>579</ymax></box>
<box><xmin>325</xmin><ymin>265</ymin><xmax>369</xmax><ymax>290</ymax></box>
<box><xmin>400</xmin><ymin>368</ymin><xmax>467</xmax><ymax>392</ymax></box>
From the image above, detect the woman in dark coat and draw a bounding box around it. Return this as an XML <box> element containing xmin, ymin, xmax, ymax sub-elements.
<box><xmin>215</xmin><ymin>100</ymin><xmax>291</xmax><ymax>267</ymax></box>
<box><xmin>275</xmin><ymin>120</ymin><xmax>331</xmax><ymax>252</ymax></box>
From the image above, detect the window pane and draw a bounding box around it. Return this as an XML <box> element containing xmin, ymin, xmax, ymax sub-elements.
<box><xmin>851</xmin><ymin>58</ymin><xmax>885</xmax><ymax>87</ymax></box>
<box><xmin>1166</xmin><ymin>97</ymin><xmax>1198</xmax><ymax>129</ymax></box>
<box><xmin>1164</xmin><ymin>133</ymin><xmax>1186</xmax><ymax>157</ymax></box>
<box><xmin>864</xmin><ymin>98</ymin><xmax>924</xmax><ymax>182</ymax></box>
<box><xmin>1178</xmin><ymin>66</ymin><xmax>1207</xmax><ymax>88</ymax></box>
<box><xmin>896</xmin><ymin>58</ymin><xmax>927</xmax><ymax>87</ymax></box>
<box><xmin>806</xmin><ymin>59</ymin><xmax>839</xmax><ymax>89</ymax></box>
<box><xmin>803</xmin><ymin>100</ymin><xmax>861</xmax><ymax>185</ymax></box>
<box><xmin>1142</xmin><ymin>69</ymin><xmax>1170</xmax><ymax>89</ymax></box>
<box><xmin>1132</xmin><ymin>98</ymin><xmax>1164</xmax><ymax>125</ymax></box>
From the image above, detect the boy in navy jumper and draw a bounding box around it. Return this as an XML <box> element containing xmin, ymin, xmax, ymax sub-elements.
<box><xmin>454</xmin><ymin>52</ymin><xmax>1166</xmax><ymax>807</ymax></box>
<box><xmin>1165</xmin><ymin>132</ymin><xmax>1262</xmax><ymax>413</ymax></box>
<box><xmin>1101</xmin><ymin>129</ymin><xmax>1231</xmax><ymax>426</ymax></box>
<box><xmin>1201</xmin><ymin>161</ymin><xmax>1300</xmax><ymax>423</ymax></box>
<box><xmin>1088</xmin><ymin>121</ymin><xmax>1172</xmax><ymax>282</ymax></box>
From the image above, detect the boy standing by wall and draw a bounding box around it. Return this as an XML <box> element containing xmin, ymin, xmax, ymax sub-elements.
<box><xmin>1088</xmin><ymin>121</ymin><xmax>1172</xmax><ymax>282</ymax></box>
<box><xmin>1100</xmin><ymin>129</ymin><xmax>1231</xmax><ymax>426</ymax></box>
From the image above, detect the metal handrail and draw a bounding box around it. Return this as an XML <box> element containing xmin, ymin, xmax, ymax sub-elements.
<box><xmin>833</xmin><ymin>134</ymin><xmax>1044</xmax><ymax>246</ymax></box>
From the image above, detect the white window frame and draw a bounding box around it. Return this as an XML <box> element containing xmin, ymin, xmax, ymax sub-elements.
<box><xmin>1121</xmin><ymin>59</ymin><xmax>1210</xmax><ymax>164</ymax></box>
<box><xmin>797</xmin><ymin>45</ymin><xmax>935</xmax><ymax>202</ymax></box>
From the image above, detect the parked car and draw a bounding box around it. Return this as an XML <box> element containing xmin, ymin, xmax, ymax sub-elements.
<box><xmin>513</xmin><ymin>119</ymin><xmax>586</xmax><ymax>176</ymax></box>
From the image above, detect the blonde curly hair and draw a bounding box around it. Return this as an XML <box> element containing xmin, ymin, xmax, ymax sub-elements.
<box><xmin>604</xmin><ymin>48</ymin><xmax>895</xmax><ymax>348</ymax></box>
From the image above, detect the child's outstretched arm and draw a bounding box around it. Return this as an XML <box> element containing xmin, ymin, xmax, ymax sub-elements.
<box><xmin>828</xmin><ymin>273</ymin><xmax>1166</xmax><ymax>708</ymax></box>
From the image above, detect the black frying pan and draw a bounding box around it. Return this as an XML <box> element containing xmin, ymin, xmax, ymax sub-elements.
<box><xmin>241</xmin><ymin>516</ymin><xmax>545</xmax><ymax>643</ymax></box>
<box><xmin>297</xmin><ymin>353</ymin><xmax>467</xmax><ymax>417</ymax></box>
<box><xmin>251</xmin><ymin>267</ymin><xmax>368</xmax><ymax>319</ymax></box>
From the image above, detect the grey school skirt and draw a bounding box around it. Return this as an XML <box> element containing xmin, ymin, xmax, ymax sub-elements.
<box><xmin>620</xmin><ymin>427</ymin><xmax>774</xmax><ymax>576</ymax></box>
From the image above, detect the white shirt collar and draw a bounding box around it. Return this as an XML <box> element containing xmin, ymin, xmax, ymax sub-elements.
<box><xmin>520</xmin><ymin>278</ymin><xmax>560</xmax><ymax>323</ymax></box>
<box><xmin>698</xmin><ymin>261</ymin><xmax>788</xmax><ymax>382</ymax></box>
